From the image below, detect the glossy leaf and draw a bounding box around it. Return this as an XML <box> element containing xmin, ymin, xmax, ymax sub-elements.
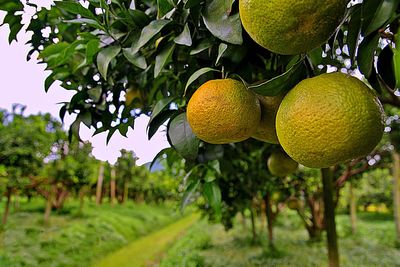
<box><xmin>202</xmin><ymin>0</ymin><xmax>243</xmax><ymax>45</ymax></box>
<box><xmin>394</xmin><ymin>32</ymin><xmax>400</xmax><ymax>88</ymax></box>
<box><xmin>203</xmin><ymin>181</ymin><xmax>222</xmax><ymax>218</ymax></box>
<box><xmin>130</xmin><ymin>19</ymin><xmax>171</xmax><ymax>54</ymax></box>
<box><xmin>154</xmin><ymin>43</ymin><xmax>175</xmax><ymax>78</ymax></box>
<box><xmin>216</xmin><ymin>43</ymin><xmax>228</xmax><ymax>65</ymax></box>
<box><xmin>174</xmin><ymin>23</ymin><xmax>192</xmax><ymax>46</ymax></box>
<box><xmin>248</xmin><ymin>57</ymin><xmax>307</xmax><ymax>96</ymax></box>
<box><xmin>167</xmin><ymin>113</ymin><xmax>199</xmax><ymax>161</ymax></box>
<box><xmin>184</xmin><ymin>67</ymin><xmax>220</xmax><ymax>94</ymax></box>
<box><xmin>96</xmin><ymin>45</ymin><xmax>121</xmax><ymax>80</ymax></box>
<box><xmin>347</xmin><ymin>5</ymin><xmax>362</xmax><ymax>66</ymax></box>
<box><xmin>55</xmin><ymin>1</ymin><xmax>97</xmax><ymax>20</ymax></box>
<box><xmin>357</xmin><ymin>33</ymin><xmax>380</xmax><ymax>78</ymax></box>
<box><xmin>123</xmin><ymin>48</ymin><xmax>147</xmax><ymax>69</ymax></box>
<box><xmin>364</xmin><ymin>0</ymin><xmax>400</xmax><ymax>36</ymax></box>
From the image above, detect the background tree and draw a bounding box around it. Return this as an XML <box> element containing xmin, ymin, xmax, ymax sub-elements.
<box><xmin>0</xmin><ymin>106</ymin><xmax>60</xmax><ymax>224</ymax></box>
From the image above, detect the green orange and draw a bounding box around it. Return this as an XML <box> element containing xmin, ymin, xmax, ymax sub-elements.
<box><xmin>252</xmin><ymin>94</ymin><xmax>284</xmax><ymax>144</ymax></box>
<box><xmin>267</xmin><ymin>149</ymin><xmax>299</xmax><ymax>177</ymax></box>
<box><xmin>276</xmin><ymin>72</ymin><xmax>385</xmax><ymax>168</ymax></box>
<box><xmin>239</xmin><ymin>0</ymin><xmax>347</xmax><ymax>55</ymax></box>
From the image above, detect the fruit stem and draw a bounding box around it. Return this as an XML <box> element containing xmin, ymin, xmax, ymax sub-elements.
<box><xmin>321</xmin><ymin>167</ymin><xmax>340</xmax><ymax>267</ymax></box>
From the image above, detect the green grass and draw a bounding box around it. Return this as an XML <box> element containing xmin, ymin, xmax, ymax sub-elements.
<box><xmin>159</xmin><ymin>220</ymin><xmax>212</xmax><ymax>267</ymax></box>
<box><xmin>95</xmin><ymin>213</ymin><xmax>200</xmax><ymax>267</ymax></box>
<box><xmin>0</xmin><ymin>199</ymin><xmax>183</xmax><ymax>267</ymax></box>
<box><xmin>160</xmin><ymin>211</ymin><xmax>400</xmax><ymax>267</ymax></box>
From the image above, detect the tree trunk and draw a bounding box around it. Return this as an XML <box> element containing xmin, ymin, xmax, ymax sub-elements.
<box><xmin>393</xmin><ymin>151</ymin><xmax>400</xmax><ymax>245</ymax></box>
<box><xmin>44</xmin><ymin>185</ymin><xmax>54</xmax><ymax>225</ymax></box>
<box><xmin>78</xmin><ymin>186</ymin><xmax>87</xmax><ymax>214</ymax></box>
<box><xmin>13</xmin><ymin>193</ymin><xmax>20</xmax><ymax>212</ymax></box>
<box><xmin>241</xmin><ymin>211</ymin><xmax>247</xmax><ymax>230</ymax></box>
<box><xmin>110</xmin><ymin>167</ymin><xmax>116</xmax><ymax>206</ymax></box>
<box><xmin>264</xmin><ymin>192</ymin><xmax>274</xmax><ymax>247</ymax></box>
<box><xmin>123</xmin><ymin>181</ymin><xmax>129</xmax><ymax>203</ymax></box>
<box><xmin>2</xmin><ymin>187</ymin><xmax>12</xmax><ymax>225</ymax></box>
<box><xmin>250</xmin><ymin>207</ymin><xmax>257</xmax><ymax>242</ymax></box>
<box><xmin>349</xmin><ymin>182</ymin><xmax>357</xmax><ymax>234</ymax></box>
<box><xmin>321</xmin><ymin>168</ymin><xmax>340</xmax><ymax>267</ymax></box>
<box><xmin>96</xmin><ymin>162</ymin><xmax>104</xmax><ymax>205</ymax></box>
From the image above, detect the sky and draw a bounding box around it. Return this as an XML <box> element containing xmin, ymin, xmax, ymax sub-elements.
<box><xmin>0</xmin><ymin>4</ymin><xmax>170</xmax><ymax>165</ymax></box>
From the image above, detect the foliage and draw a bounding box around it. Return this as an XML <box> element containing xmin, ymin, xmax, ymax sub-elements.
<box><xmin>0</xmin><ymin>106</ymin><xmax>61</xmax><ymax>193</ymax></box>
<box><xmin>0</xmin><ymin>0</ymin><xmax>399</xmax><ymax>224</ymax></box>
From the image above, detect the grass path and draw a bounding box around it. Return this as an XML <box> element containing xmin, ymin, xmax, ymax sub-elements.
<box><xmin>93</xmin><ymin>213</ymin><xmax>200</xmax><ymax>267</ymax></box>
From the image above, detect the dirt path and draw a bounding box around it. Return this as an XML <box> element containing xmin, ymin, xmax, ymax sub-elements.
<box><xmin>93</xmin><ymin>213</ymin><xmax>199</xmax><ymax>267</ymax></box>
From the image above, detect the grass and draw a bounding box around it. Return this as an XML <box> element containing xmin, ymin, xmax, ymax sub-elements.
<box><xmin>159</xmin><ymin>220</ymin><xmax>212</xmax><ymax>267</ymax></box>
<box><xmin>159</xmin><ymin>211</ymin><xmax>400</xmax><ymax>267</ymax></box>
<box><xmin>0</xmin><ymin>198</ymin><xmax>183</xmax><ymax>267</ymax></box>
<box><xmin>94</xmin><ymin>213</ymin><xmax>200</xmax><ymax>267</ymax></box>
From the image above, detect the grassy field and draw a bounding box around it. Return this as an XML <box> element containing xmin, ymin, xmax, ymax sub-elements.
<box><xmin>0</xmin><ymin>199</ymin><xmax>183</xmax><ymax>267</ymax></box>
<box><xmin>95</xmin><ymin>213</ymin><xmax>199</xmax><ymax>267</ymax></box>
<box><xmin>159</xmin><ymin>211</ymin><xmax>400</xmax><ymax>267</ymax></box>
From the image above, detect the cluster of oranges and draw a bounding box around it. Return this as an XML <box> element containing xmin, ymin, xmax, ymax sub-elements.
<box><xmin>187</xmin><ymin>0</ymin><xmax>385</xmax><ymax>175</ymax></box>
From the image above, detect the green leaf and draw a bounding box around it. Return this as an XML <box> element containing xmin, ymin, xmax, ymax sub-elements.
<box><xmin>394</xmin><ymin>32</ymin><xmax>400</xmax><ymax>88</ymax></box>
<box><xmin>148</xmin><ymin>96</ymin><xmax>176</xmax><ymax>130</ymax></box>
<box><xmin>64</xmin><ymin>18</ymin><xmax>105</xmax><ymax>31</ymax></box>
<box><xmin>347</xmin><ymin>5</ymin><xmax>362</xmax><ymax>66</ymax></box>
<box><xmin>202</xmin><ymin>0</ymin><xmax>243</xmax><ymax>45</ymax></box>
<box><xmin>174</xmin><ymin>23</ymin><xmax>192</xmax><ymax>46</ymax></box>
<box><xmin>55</xmin><ymin>1</ymin><xmax>98</xmax><ymax>20</ymax></box>
<box><xmin>86</xmin><ymin>39</ymin><xmax>101</xmax><ymax>65</ymax></box>
<box><xmin>79</xmin><ymin>112</ymin><xmax>92</xmax><ymax>128</ymax></box>
<box><xmin>216</xmin><ymin>43</ymin><xmax>228</xmax><ymax>65</ymax></box>
<box><xmin>0</xmin><ymin>1</ymin><xmax>24</xmax><ymax>12</ymax></box>
<box><xmin>157</xmin><ymin>0</ymin><xmax>174</xmax><ymax>19</ymax></box>
<box><xmin>203</xmin><ymin>181</ymin><xmax>222</xmax><ymax>218</ymax></box>
<box><xmin>377</xmin><ymin>45</ymin><xmax>396</xmax><ymax>89</ymax></box>
<box><xmin>167</xmin><ymin>113</ymin><xmax>200</xmax><ymax>161</ymax></box>
<box><xmin>87</xmin><ymin>87</ymin><xmax>103</xmax><ymax>102</ymax></box>
<box><xmin>96</xmin><ymin>45</ymin><xmax>121</xmax><ymax>80</ymax></box>
<box><xmin>131</xmin><ymin>19</ymin><xmax>171</xmax><ymax>54</ymax></box>
<box><xmin>40</xmin><ymin>42</ymin><xmax>70</xmax><ymax>59</ymax></box>
<box><xmin>123</xmin><ymin>48</ymin><xmax>147</xmax><ymax>69</ymax></box>
<box><xmin>148</xmin><ymin>110</ymin><xmax>177</xmax><ymax>139</ymax></box>
<box><xmin>364</xmin><ymin>0</ymin><xmax>400</xmax><ymax>36</ymax></box>
<box><xmin>1</xmin><ymin>13</ymin><xmax>23</xmax><ymax>43</ymax></box>
<box><xmin>357</xmin><ymin>33</ymin><xmax>380</xmax><ymax>78</ymax></box>
<box><xmin>184</xmin><ymin>0</ymin><xmax>202</xmax><ymax>9</ymax></box>
<box><xmin>190</xmin><ymin>39</ymin><xmax>214</xmax><ymax>55</ymax></box>
<box><xmin>181</xmin><ymin>179</ymin><xmax>200</xmax><ymax>209</ymax></box>
<box><xmin>248</xmin><ymin>57</ymin><xmax>307</xmax><ymax>96</ymax></box>
<box><xmin>154</xmin><ymin>43</ymin><xmax>175</xmax><ymax>78</ymax></box>
<box><xmin>184</xmin><ymin>67</ymin><xmax>220</xmax><ymax>94</ymax></box>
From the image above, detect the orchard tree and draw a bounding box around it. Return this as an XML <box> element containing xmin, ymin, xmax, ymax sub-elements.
<box><xmin>115</xmin><ymin>149</ymin><xmax>138</xmax><ymax>203</ymax></box>
<box><xmin>0</xmin><ymin>106</ymin><xmax>61</xmax><ymax>224</ymax></box>
<box><xmin>1</xmin><ymin>1</ymin><xmax>400</xmax><ymax>266</ymax></box>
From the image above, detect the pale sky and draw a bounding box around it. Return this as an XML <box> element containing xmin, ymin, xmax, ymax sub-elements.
<box><xmin>0</xmin><ymin>4</ymin><xmax>170</xmax><ymax>165</ymax></box>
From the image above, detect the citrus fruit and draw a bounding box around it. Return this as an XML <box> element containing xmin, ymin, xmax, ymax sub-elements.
<box><xmin>239</xmin><ymin>0</ymin><xmax>347</xmax><ymax>55</ymax></box>
<box><xmin>267</xmin><ymin>149</ymin><xmax>298</xmax><ymax>177</ymax></box>
<box><xmin>276</xmin><ymin>72</ymin><xmax>385</xmax><ymax>168</ymax></box>
<box><xmin>187</xmin><ymin>79</ymin><xmax>261</xmax><ymax>144</ymax></box>
<box><xmin>252</xmin><ymin>94</ymin><xmax>285</xmax><ymax>144</ymax></box>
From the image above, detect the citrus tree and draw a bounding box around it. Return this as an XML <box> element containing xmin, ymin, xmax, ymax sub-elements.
<box><xmin>0</xmin><ymin>106</ymin><xmax>61</xmax><ymax>224</ymax></box>
<box><xmin>1</xmin><ymin>0</ymin><xmax>400</xmax><ymax>266</ymax></box>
